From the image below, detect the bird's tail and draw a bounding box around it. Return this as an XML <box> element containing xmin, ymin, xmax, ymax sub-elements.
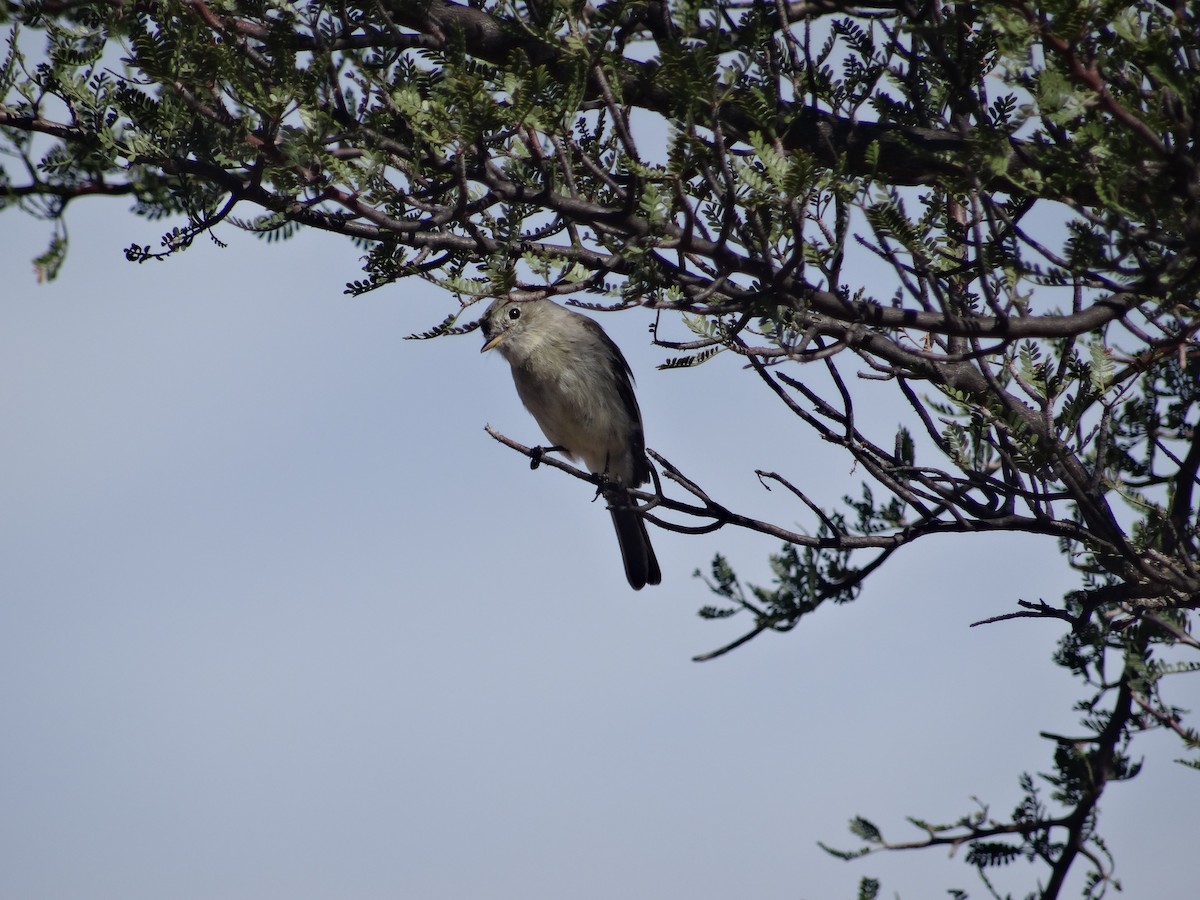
<box><xmin>610</xmin><ymin>501</ymin><xmax>661</xmax><ymax>591</ymax></box>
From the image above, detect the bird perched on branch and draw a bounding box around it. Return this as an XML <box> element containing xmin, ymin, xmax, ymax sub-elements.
<box><xmin>481</xmin><ymin>297</ymin><xmax>661</xmax><ymax>590</ymax></box>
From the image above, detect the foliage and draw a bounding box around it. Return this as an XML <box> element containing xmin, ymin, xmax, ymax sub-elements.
<box><xmin>3</xmin><ymin>1</ymin><xmax>1198</xmax><ymax>897</ymax></box>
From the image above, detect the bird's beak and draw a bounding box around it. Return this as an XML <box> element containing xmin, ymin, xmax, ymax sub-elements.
<box><xmin>481</xmin><ymin>332</ymin><xmax>505</xmax><ymax>353</ymax></box>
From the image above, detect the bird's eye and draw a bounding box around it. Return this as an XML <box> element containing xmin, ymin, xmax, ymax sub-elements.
<box><xmin>508</xmin><ymin>306</ymin><xmax>521</xmax><ymax>320</ymax></box>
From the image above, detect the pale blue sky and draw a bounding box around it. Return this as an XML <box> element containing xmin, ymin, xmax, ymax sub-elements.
<box><xmin>1</xmin><ymin>198</ymin><xmax>1194</xmax><ymax>899</ymax></box>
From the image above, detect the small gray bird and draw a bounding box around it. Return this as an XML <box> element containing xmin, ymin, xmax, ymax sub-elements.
<box><xmin>480</xmin><ymin>297</ymin><xmax>661</xmax><ymax>590</ymax></box>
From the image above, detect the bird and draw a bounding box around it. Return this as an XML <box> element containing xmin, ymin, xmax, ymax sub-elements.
<box><xmin>480</xmin><ymin>297</ymin><xmax>661</xmax><ymax>590</ymax></box>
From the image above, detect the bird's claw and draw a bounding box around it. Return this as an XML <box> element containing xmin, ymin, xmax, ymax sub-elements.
<box><xmin>530</xmin><ymin>445</ymin><xmax>566</xmax><ymax>470</ymax></box>
<box><xmin>592</xmin><ymin>472</ymin><xmax>616</xmax><ymax>503</ymax></box>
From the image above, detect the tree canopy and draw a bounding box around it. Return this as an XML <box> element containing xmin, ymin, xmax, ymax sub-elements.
<box><xmin>2</xmin><ymin>1</ymin><xmax>1198</xmax><ymax>897</ymax></box>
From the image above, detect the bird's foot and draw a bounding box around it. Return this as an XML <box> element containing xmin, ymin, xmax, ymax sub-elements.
<box><xmin>592</xmin><ymin>472</ymin><xmax>618</xmax><ymax>503</ymax></box>
<box><xmin>530</xmin><ymin>445</ymin><xmax>566</xmax><ymax>470</ymax></box>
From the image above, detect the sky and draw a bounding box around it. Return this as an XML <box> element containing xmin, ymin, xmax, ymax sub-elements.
<box><xmin>2</xmin><ymin>196</ymin><xmax>1196</xmax><ymax>900</ymax></box>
